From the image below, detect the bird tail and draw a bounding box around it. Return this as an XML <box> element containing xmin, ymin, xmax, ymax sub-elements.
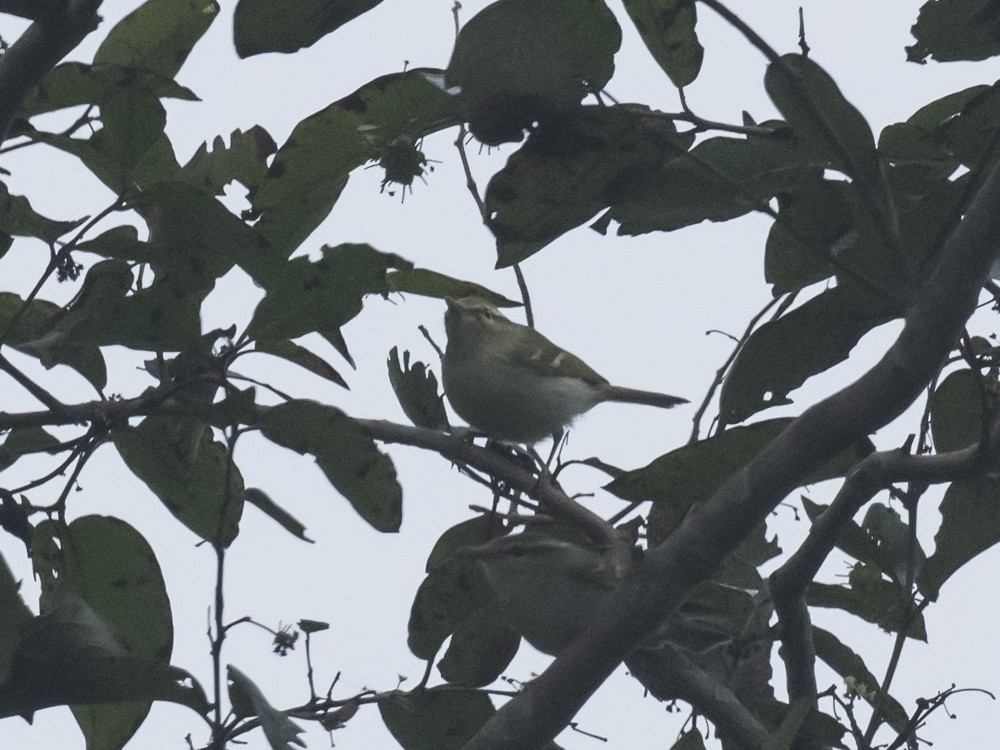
<box><xmin>604</xmin><ymin>386</ymin><xmax>688</xmax><ymax>409</ymax></box>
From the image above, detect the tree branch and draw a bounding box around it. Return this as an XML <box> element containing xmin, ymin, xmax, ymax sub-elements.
<box><xmin>0</xmin><ymin>0</ymin><xmax>102</xmax><ymax>142</ymax></box>
<box><xmin>462</xmin><ymin>144</ymin><xmax>1000</xmax><ymax>749</ymax></box>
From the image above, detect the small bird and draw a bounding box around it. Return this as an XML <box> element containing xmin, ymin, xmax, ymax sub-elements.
<box><xmin>442</xmin><ymin>297</ymin><xmax>687</xmax><ymax>443</ymax></box>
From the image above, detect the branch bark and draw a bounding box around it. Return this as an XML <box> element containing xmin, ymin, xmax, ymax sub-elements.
<box><xmin>0</xmin><ymin>0</ymin><xmax>103</xmax><ymax>142</ymax></box>
<box><xmin>462</xmin><ymin>154</ymin><xmax>1000</xmax><ymax>748</ymax></box>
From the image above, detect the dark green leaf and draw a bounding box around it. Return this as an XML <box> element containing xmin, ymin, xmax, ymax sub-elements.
<box><xmin>260</xmin><ymin>400</ymin><xmax>402</xmax><ymax>532</ymax></box>
<box><xmin>807</xmin><ymin>563</ymin><xmax>926</xmax><ymax>639</ymax></box>
<box><xmin>764</xmin><ymin>54</ymin><xmax>878</xmax><ymax>186</ymax></box>
<box><xmin>297</xmin><ymin>619</ymin><xmax>329</xmax><ymax>634</ymax></box>
<box><xmin>31</xmin><ymin>516</ymin><xmax>174</xmax><ymax>748</ymax></box>
<box><xmin>812</xmin><ymin>626</ymin><xmax>909</xmax><ymax>733</ymax></box>
<box><xmin>605</xmin><ymin>129</ymin><xmax>818</xmax><ymax>237</ymax></box>
<box><xmin>907</xmin><ymin>0</ymin><xmax>1000</xmax><ymax>63</ymax></box>
<box><xmin>608</xmin><ymin>419</ymin><xmax>872</xmax><ymax>532</ymax></box>
<box><xmin>180</xmin><ymin>126</ymin><xmax>277</xmax><ymax>196</ymax></box>
<box><xmin>719</xmin><ymin>287</ymin><xmax>894</xmax><ymax>425</ymax></box>
<box><xmin>94</xmin><ymin>0</ymin><xmax>219</xmax><ymax>78</ymax></box>
<box><xmin>0</xmin><ymin>551</ymin><xmax>33</xmax><ymax>685</ymax></box>
<box><xmin>936</xmin><ymin>83</ymin><xmax>1000</xmax><ymax>168</ymax></box>
<box><xmin>622</xmin><ymin>0</ymin><xmax>703</xmax><ymax>88</ymax></box>
<box><xmin>23</xmin><ymin>62</ymin><xmax>198</xmax><ymax>118</ymax></box>
<box><xmin>486</xmin><ymin>105</ymin><xmax>687</xmax><ymax>263</ymax></box>
<box><xmin>0</xmin><ymin>427</ymin><xmax>60</xmax><ymax>472</ymax></box>
<box><xmin>669</xmin><ymin>731</ymin><xmax>707</xmax><ymax>750</ymax></box>
<box><xmin>254</xmin><ymin>339</ymin><xmax>349</xmax><ymax>389</ymax></box>
<box><xmin>0</xmin><ymin>182</ymin><xmax>87</xmax><ymax>243</ymax></box>
<box><xmin>380</xmin><ymin>688</ymin><xmax>494</xmax><ymax>750</ymax></box>
<box><xmin>0</xmin><ymin>292</ymin><xmax>107</xmax><ymax>391</ymax></box>
<box><xmin>75</xmin><ymin>225</ymin><xmax>153</xmax><ymax>262</ymax></box>
<box><xmin>387</xmin><ymin>347</ymin><xmax>448</xmax><ymax>431</ymax></box>
<box><xmin>247</xmin><ymin>243</ymin><xmax>411</xmax><ymax>341</ymax></box>
<box><xmin>929</xmin><ymin>369</ymin><xmax>985</xmax><ymax>452</ymax></box>
<box><xmin>244</xmin><ymin>488</ymin><xmax>314</xmax><ymax>543</ymax></box>
<box><xmin>408</xmin><ymin>556</ymin><xmax>491</xmax><ymax>659</ymax></box>
<box><xmin>425</xmin><ymin>516</ymin><xmax>505</xmax><ymax>572</ymax></box>
<box><xmin>446</xmin><ymin>0</ymin><xmax>621</xmax><ymax>145</ymax></box>
<box><xmin>98</xmin><ymin>86</ymin><xmax>167</xmax><ymax>171</ymax></box>
<box><xmin>113</xmin><ymin>417</ymin><xmax>244</xmax><ymax>547</ymax></box>
<box><xmin>919</xmin><ymin>477</ymin><xmax>1000</xmax><ymax>600</ymax></box>
<box><xmin>234</xmin><ymin>0</ymin><xmax>386</xmax><ymax>57</ymax></box>
<box><xmin>253</xmin><ymin>69</ymin><xmax>461</xmax><ymax>256</ymax></box>
<box><xmin>385</xmin><ymin>269</ymin><xmax>519</xmax><ymax>307</ymax></box>
<box><xmin>437</xmin><ymin>601</ymin><xmax>520</xmax><ymax>687</ymax></box>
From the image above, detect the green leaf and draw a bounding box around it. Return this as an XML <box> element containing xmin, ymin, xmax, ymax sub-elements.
<box><xmin>812</xmin><ymin>626</ymin><xmax>909</xmax><ymax>733</ymax></box>
<box><xmin>485</xmin><ymin>105</ymin><xmax>687</xmax><ymax>263</ymax></box>
<box><xmin>807</xmin><ymin>563</ymin><xmax>926</xmax><ymax>639</ymax></box>
<box><xmin>0</xmin><ymin>551</ymin><xmax>33</xmax><ymax>685</ymax></box>
<box><xmin>254</xmin><ymin>339</ymin><xmax>349</xmax><ymax>389</ymax></box>
<box><xmin>387</xmin><ymin>347</ymin><xmax>448</xmax><ymax>431</ymax></box>
<box><xmin>99</xmin><ymin>86</ymin><xmax>167</xmax><ymax>172</ymax></box>
<box><xmin>0</xmin><ymin>292</ymin><xmax>107</xmax><ymax>391</ymax></box>
<box><xmin>408</xmin><ymin>556</ymin><xmax>491</xmax><ymax>660</ymax></box>
<box><xmin>669</xmin><ymin>731</ymin><xmax>707</xmax><ymax>750</ymax></box>
<box><xmin>75</xmin><ymin>225</ymin><xmax>153</xmax><ymax>262</ymax></box>
<box><xmin>380</xmin><ymin>688</ymin><xmax>495</xmax><ymax>750</ymax></box>
<box><xmin>0</xmin><ymin>182</ymin><xmax>87</xmax><ymax>242</ymax></box>
<box><xmin>385</xmin><ymin>269</ymin><xmax>519</xmax><ymax>307</ymax></box>
<box><xmin>605</xmin><ymin>129</ymin><xmax>819</xmax><ymax>238</ymax></box>
<box><xmin>226</xmin><ymin>666</ymin><xmax>305</xmax><ymax>749</ymax></box>
<box><xmin>30</xmin><ymin>516</ymin><xmax>174</xmax><ymax>749</ymax></box>
<box><xmin>252</xmin><ymin>69</ymin><xmax>461</xmax><ymax>256</ymax></box>
<box><xmin>113</xmin><ymin>417</ymin><xmax>244</xmax><ymax>547</ymax></box>
<box><xmin>719</xmin><ymin>286</ymin><xmax>894</xmax><ymax>425</ymax></box>
<box><xmin>180</xmin><ymin>126</ymin><xmax>278</xmax><ymax>196</ymax></box>
<box><xmin>247</xmin><ymin>243</ymin><xmax>411</xmax><ymax>341</ymax></box>
<box><xmin>437</xmin><ymin>601</ymin><xmax>520</xmax><ymax>687</ymax></box>
<box><xmin>764</xmin><ymin>54</ymin><xmax>878</xmax><ymax>187</ymax></box>
<box><xmin>297</xmin><ymin>619</ymin><xmax>329</xmax><ymax>634</ymax></box>
<box><xmin>425</xmin><ymin>516</ymin><xmax>506</xmax><ymax>572</ymax></box>
<box><xmin>260</xmin><ymin>400</ymin><xmax>402</xmax><ymax>532</ymax></box>
<box><xmin>929</xmin><ymin>369</ymin><xmax>985</xmax><ymax>452</ymax></box>
<box><xmin>0</xmin><ymin>427</ymin><xmax>60</xmax><ymax>472</ymax></box>
<box><xmin>446</xmin><ymin>0</ymin><xmax>621</xmax><ymax>145</ymax></box>
<box><xmin>907</xmin><ymin>0</ymin><xmax>1000</xmax><ymax>63</ymax></box>
<box><xmin>234</xmin><ymin>0</ymin><xmax>386</xmax><ymax>57</ymax></box>
<box><xmin>608</xmin><ymin>419</ymin><xmax>872</xmax><ymax>531</ymax></box>
<box><xmin>919</xmin><ymin>477</ymin><xmax>1000</xmax><ymax>601</ymax></box>
<box><xmin>94</xmin><ymin>0</ymin><xmax>219</xmax><ymax>78</ymax></box>
<box><xmin>22</xmin><ymin>61</ymin><xmax>198</xmax><ymax>118</ymax></box>
<box><xmin>244</xmin><ymin>488</ymin><xmax>314</xmax><ymax>543</ymax></box>
<box><xmin>622</xmin><ymin>0</ymin><xmax>703</xmax><ymax>88</ymax></box>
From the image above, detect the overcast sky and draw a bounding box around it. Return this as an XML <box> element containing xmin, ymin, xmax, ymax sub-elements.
<box><xmin>1</xmin><ymin>1</ymin><xmax>998</xmax><ymax>748</ymax></box>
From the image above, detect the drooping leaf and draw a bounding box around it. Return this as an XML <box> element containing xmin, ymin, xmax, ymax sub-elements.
<box><xmin>425</xmin><ymin>516</ymin><xmax>506</xmax><ymax>573</ymax></box>
<box><xmin>259</xmin><ymin>400</ymin><xmax>402</xmax><ymax>532</ymax></box>
<box><xmin>408</xmin><ymin>556</ymin><xmax>491</xmax><ymax>660</ymax></box>
<box><xmin>244</xmin><ymin>488</ymin><xmax>314</xmax><ymax>543</ymax></box>
<box><xmin>380</xmin><ymin>688</ymin><xmax>495</xmax><ymax>750</ymax></box>
<box><xmin>387</xmin><ymin>347</ymin><xmax>448</xmax><ymax>431</ymax></box>
<box><xmin>31</xmin><ymin>516</ymin><xmax>174</xmax><ymax>748</ymax></box>
<box><xmin>252</xmin><ymin>69</ymin><xmax>461</xmax><ymax>257</ymax></box>
<box><xmin>436</xmin><ymin>601</ymin><xmax>520</xmax><ymax>687</ymax></box>
<box><xmin>622</xmin><ymin>0</ymin><xmax>703</xmax><ymax>88</ymax></box>
<box><xmin>234</xmin><ymin>0</ymin><xmax>386</xmax><ymax>57</ymax></box>
<box><xmin>669</xmin><ymin>731</ymin><xmax>708</xmax><ymax>750</ymax></box>
<box><xmin>0</xmin><ymin>552</ymin><xmax>33</xmax><ymax>685</ymax></box>
<box><xmin>227</xmin><ymin>666</ymin><xmax>305</xmax><ymax>749</ymax></box>
<box><xmin>246</xmin><ymin>243</ymin><xmax>411</xmax><ymax>341</ymax></box>
<box><xmin>254</xmin><ymin>339</ymin><xmax>349</xmax><ymax>389</ymax></box>
<box><xmin>0</xmin><ymin>182</ymin><xmax>87</xmax><ymax>243</ymax></box>
<box><xmin>929</xmin><ymin>368</ymin><xmax>986</xmax><ymax>452</ymax></box>
<box><xmin>94</xmin><ymin>0</ymin><xmax>219</xmax><ymax>79</ymax></box>
<box><xmin>764</xmin><ymin>54</ymin><xmax>879</xmax><ymax>187</ymax></box>
<box><xmin>446</xmin><ymin>0</ymin><xmax>621</xmax><ymax>145</ymax></box>
<box><xmin>22</xmin><ymin>62</ymin><xmax>198</xmax><ymax>117</ymax></box>
<box><xmin>113</xmin><ymin>416</ymin><xmax>244</xmax><ymax>547</ymax></box>
<box><xmin>919</xmin><ymin>477</ymin><xmax>1000</xmax><ymax>601</ymax></box>
<box><xmin>719</xmin><ymin>286</ymin><xmax>895</xmax><ymax>425</ymax></box>
<box><xmin>907</xmin><ymin>0</ymin><xmax>1000</xmax><ymax>63</ymax></box>
<box><xmin>98</xmin><ymin>85</ymin><xmax>167</xmax><ymax>172</ymax></box>
<box><xmin>385</xmin><ymin>269</ymin><xmax>519</xmax><ymax>307</ymax></box>
<box><xmin>75</xmin><ymin>225</ymin><xmax>153</xmax><ymax>263</ymax></box>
